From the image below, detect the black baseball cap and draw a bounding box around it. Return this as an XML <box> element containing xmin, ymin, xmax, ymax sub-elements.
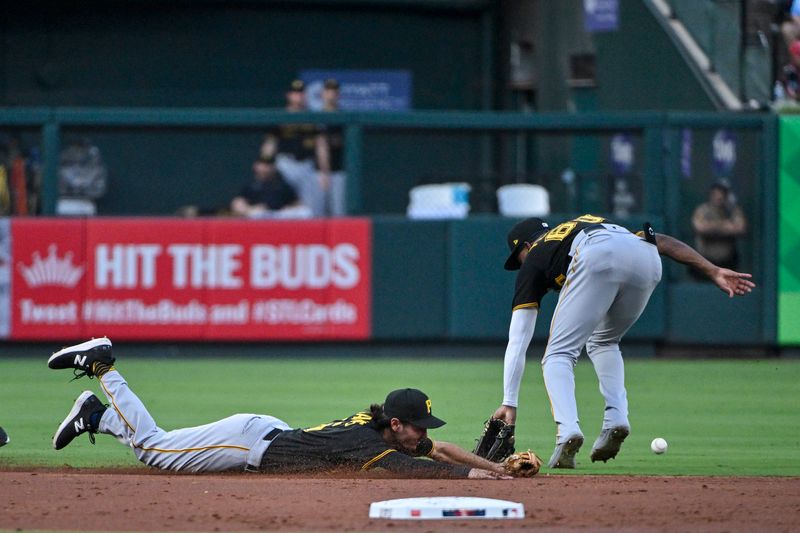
<box><xmin>710</xmin><ymin>178</ymin><xmax>732</xmax><ymax>192</ymax></box>
<box><xmin>503</xmin><ymin>217</ymin><xmax>549</xmax><ymax>271</ymax></box>
<box><xmin>383</xmin><ymin>388</ymin><xmax>445</xmax><ymax>429</ymax></box>
<box><xmin>324</xmin><ymin>78</ymin><xmax>340</xmax><ymax>90</ymax></box>
<box><xmin>288</xmin><ymin>79</ymin><xmax>305</xmax><ymax>92</ymax></box>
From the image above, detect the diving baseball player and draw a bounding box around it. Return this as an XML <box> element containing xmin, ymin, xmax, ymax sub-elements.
<box><xmin>48</xmin><ymin>338</ymin><xmax>527</xmax><ymax>478</ymax></box>
<box><xmin>490</xmin><ymin>215</ymin><xmax>754</xmax><ymax>469</ymax></box>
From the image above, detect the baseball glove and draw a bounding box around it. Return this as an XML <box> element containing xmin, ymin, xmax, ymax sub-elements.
<box><xmin>503</xmin><ymin>450</ymin><xmax>542</xmax><ymax>477</ymax></box>
<box><xmin>473</xmin><ymin>418</ymin><xmax>515</xmax><ymax>462</ymax></box>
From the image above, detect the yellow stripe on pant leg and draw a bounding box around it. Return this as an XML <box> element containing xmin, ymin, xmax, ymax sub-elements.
<box><xmin>99</xmin><ymin>373</ymin><xmax>137</xmax><ymax>434</ymax></box>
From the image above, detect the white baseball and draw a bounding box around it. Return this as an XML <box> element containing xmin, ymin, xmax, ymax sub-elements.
<box><xmin>651</xmin><ymin>437</ymin><xmax>668</xmax><ymax>454</ymax></box>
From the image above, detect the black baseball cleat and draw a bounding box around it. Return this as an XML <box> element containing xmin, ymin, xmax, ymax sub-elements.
<box><xmin>48</xmin><ymin>337</ymin><xmax>115</xmax><ymax>380</ymax></box>
<box><xmin>590</xmin><ymin>426</ymin><xmax>630</xmax><ymax>463</ymax></box>
<box><xmin>53</xmin><ymin>391</ymin><xmax>107</xmax><ymax>450</ymax></box>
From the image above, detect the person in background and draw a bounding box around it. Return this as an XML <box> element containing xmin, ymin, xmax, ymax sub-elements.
<box><xmin>690</xmin><ymin>178</ymin><xmax>747</xmax><ymax>280</ymax></box>
<box><xmin>316</xmin><ymin>78</ymin><xmax>347</xmax><ymax>217</ymax></box>
<box><xmin>778</xmin><ymin>40</ymin><xmax>800</xmax><ymax>102</ymax></box>
<box><xmin>230</xmin><ymin>156</ymin><xmax>307</xmax><ymax>218</ymax></box>
<box><xmin>260</xmin><ymin>80</ymin><xmax>329</xmax><ymax>217</ymax></box>
<box><xmin>781</xmin><ymin>0</ymin><xmax>800</xmax><ymax>58</ymax></box>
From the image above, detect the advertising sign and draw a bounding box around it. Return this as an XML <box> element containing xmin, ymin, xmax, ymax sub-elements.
<box><xmin>610</xmin><ymin>133</ymin><xmax>634</xmax><ymax>176</ymax></box>
<box><xmin>712</xmin><ymin>128</ymin><xmax>737</xmax><ymax>177</ymax></box>
<box><xmin>301</xmin><ymin>69</ymin><xmax>412</xmax><ymax>111</ymax></box>
<box><xmin>11</xmin><ymin>218</ymin><xmax>372</xmax><ymax>341</ymax></box>
<box><xmin>584</xmin><ymin>0</ymin><xmax>619</xmax><ymax>33</ymax></box>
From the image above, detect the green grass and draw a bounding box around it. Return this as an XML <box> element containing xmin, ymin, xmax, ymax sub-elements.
<box><xmin>1</xmin><ymin>353</ymin><xmax>798</xmax><ymax>475</ymax></box>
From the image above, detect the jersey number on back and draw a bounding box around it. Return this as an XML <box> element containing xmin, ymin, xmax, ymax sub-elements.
<box><xmin>543</xmin><ymin>214</ymin><xmax>605</xmax><ymax>243</ymax></box>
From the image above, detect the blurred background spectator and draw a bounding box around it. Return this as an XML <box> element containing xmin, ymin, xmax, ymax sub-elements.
<box><xmin>318</xmin><ymin>78</ymin><xmax>347</xmax><ymax>217</ymax></box>
<box><xmin>689</xmin><ymin>178</ymin><xmax>747</xmax><ymax>280</ymax></box>
<box><xmin>781</xmin><ymin>0</ymin><xmax>800</xmax><ymax>57</ymax></box>
<box><xmin>0</xmin><ymin>134</ymin><xmax>41</xmax><ymax>216</ymax></box>
<box><xmin>777</xmin><ymin>40</ymin><xmax>800</xmax><ymax>102</ymax></box>
<box><xmin>230</xmin><ymin>155</ymin><xmax>309</xmax><ymax>219</ymax></box>
<box><xmin>260</xmin><ymin>80</ymin><xmax>329</xmax><ymax>217</ymax></box>
<box><xmin>56</xmin><ymin>138</ymin><xmax>107</xmax><ymax>216</ymax></box>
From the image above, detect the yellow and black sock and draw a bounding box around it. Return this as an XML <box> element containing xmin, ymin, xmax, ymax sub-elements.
<box><xmin>91</xmin><ymin>361</ymin><xmax>113</xmax><ymax>378</ymax></box>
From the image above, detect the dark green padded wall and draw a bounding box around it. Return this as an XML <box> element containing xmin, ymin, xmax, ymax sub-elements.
<box><xmin>2</xmin><ymin>3</ymin><xmax>487</xmax><ymax>109</ymax></box>
<box><xmin>371</xmin><ymin>218</ymin><xmax>448</xmax><ymax>339</ymax></box>
<box><xmin>2</xmin><ymin>2</ymin><xmax>489</xmax><ymax>214</ymax></box>
<box><xmin>667</xmin><ymin>283</ymin><xmax>761</xmax><ymax>344</ymax></box>
<box><xmin>446</xmin><ymin>216</ymin><xmax>516</xmax><ymax>339</ymax></box>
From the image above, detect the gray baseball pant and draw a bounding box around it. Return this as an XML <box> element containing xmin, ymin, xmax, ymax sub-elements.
<box><xmin>542</xmin><ymin>225</ymin><xmax>662</xmax><ymax>443</ymax></box>
<box><xmin>96</xmin><ymin>370</ymin><xmax>291</xmax><ymax>472</ymax></box>
<box><xmin>276</xmin><ymin>155</ymin><xmax>325</xmax><ymax>217</ymax></box>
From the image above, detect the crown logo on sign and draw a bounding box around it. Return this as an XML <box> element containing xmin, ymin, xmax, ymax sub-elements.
<box><xmin>18</xmin><ymin>245</ymin><xmax>84</xmax><ymax>288</ymax></box>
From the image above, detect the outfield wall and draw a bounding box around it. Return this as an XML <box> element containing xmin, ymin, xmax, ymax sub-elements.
<box><xmin>10</xmin><ymin>214</ymin><xmax>775</xmax><ymax>346</ymax></box>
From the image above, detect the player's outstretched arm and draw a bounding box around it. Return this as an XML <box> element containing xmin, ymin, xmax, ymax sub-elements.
<box><xmin>655</xmin><ymin>233</ymin><xmax>755</xmax><ymax>297</ymax></box>
<box><xmin>430</xmin><ymin>440</ymin><xmax>509</xmax><ymax>477</ymax></box>
<box><xmin>467</xmin><ymin>468</ymin><xmax>512</xmax><ymax>479</ymax></box>
<box><xmin>495</xmin><ymin>308</ymin><xmax>538</xmax><ymax>423</ymax></box>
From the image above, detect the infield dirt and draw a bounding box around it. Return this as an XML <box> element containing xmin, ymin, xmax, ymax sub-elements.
<box><xmin>1</xmin><ymin>469</ymin><xmax>798</xmax><ymax>532</ymax></box>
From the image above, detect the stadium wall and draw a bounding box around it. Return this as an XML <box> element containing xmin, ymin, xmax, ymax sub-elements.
<box><xmin>3</xmin><ymin>212</ymin><xmax>776</xmax><ymax>348</ymax></box>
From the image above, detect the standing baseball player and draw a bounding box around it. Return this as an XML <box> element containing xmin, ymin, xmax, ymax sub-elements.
<box><xmin>260</xmin><ymin>79</ymin><xmax>329</xmax><ymax>218</ymax></box>
<box><xmin>48</xmin><ymin>338</ymin><xmax>525</xmax><ymax>478</ymax></box>
<box><xmin>490</xmin><ymin>215</ymin><xmax>754</xmax><ymax>469</ymax></box>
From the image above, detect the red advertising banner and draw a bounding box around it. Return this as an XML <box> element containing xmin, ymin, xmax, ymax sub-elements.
<box><xmin>11</xmin><ymin>218</ymin><xmax>372</xmax><ymax>341</ymax></box>
<box><xmin>12</xmin><ymin>219</ymin><xmax>86</xmax><ymax>339</ymax></box>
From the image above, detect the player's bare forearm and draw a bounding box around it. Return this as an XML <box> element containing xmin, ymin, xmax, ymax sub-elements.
<box><xmin>656</xmin><ymin>233</ymin><xmax>715</xmax><ymax>275</ymax></box>
<box><xmin>656</xmin><ymin>233</ymin><xmax>755</xmax><ymax>297</ymax></box>
<box><xmin>315</xmin><ymin>134</ymin><xmax>331</xmax><ymax>174</ymax></box>
<box><xmin>467</xmin><ymin>468</ymin><xmax>512</xmax><ymax>479</ymax></box>
<box><xmin>430</xmin><ymin>441</ymin><xmax>506</xmax><ymax>476</ymax></box>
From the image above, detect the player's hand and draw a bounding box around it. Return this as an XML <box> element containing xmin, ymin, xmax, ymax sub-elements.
<box><xmin>710</xmin><ymin>267</ymin><xmax>755</xmax><ymax>297</ymax></box>
<box><xmin>467</xmin><ymin>468</ymin><xmax>513</xmax><ymax>480</ymax></box>
<box><xmin>492</xmin><ymin>405</ymin><xmax>517</xmax><ymax>425</ymax></box>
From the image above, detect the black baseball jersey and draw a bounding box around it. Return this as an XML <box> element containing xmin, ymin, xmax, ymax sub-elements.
<box><xmin>320</xmin><ymin>124</ymin><xmax>344</xmax><ymax>172</ymax></box>
<box><xmin>259</xmin><ymin>411</ymin><xmax>470</xmax><ymax>478</ymax></box>
<box><xmin>269</xmin><ymin>124</ymin><xmax>319</xmax><ymax>161</ymax></box>
<box><xmin>237</xmin><ymin>172</ymin><xmax>298</xmax><ymax>210</ymax></box>
<box><xmin>512</xmin><ymin>214</ymin><xmax>609</xmax><ymax>311</ymax></box>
